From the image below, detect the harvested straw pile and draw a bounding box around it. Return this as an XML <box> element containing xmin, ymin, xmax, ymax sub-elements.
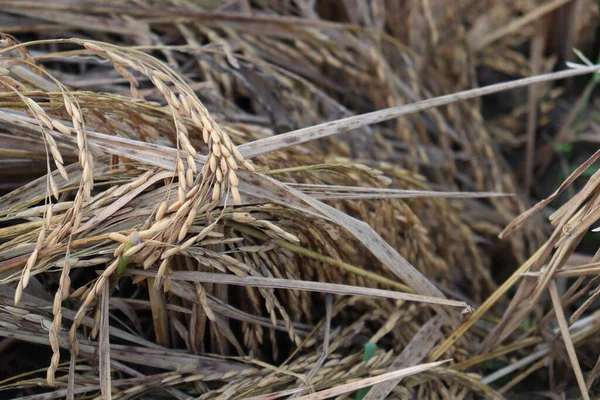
<box><xmin>0</xmin><ymin>1</ymin><xmax>599</xmax><ymax>399</ymax></box>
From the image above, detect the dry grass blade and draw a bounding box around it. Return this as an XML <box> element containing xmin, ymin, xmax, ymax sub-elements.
<box><xmin>474</xmin><ymin>0</ymin><xmax>578</xmax><ymax>50</ymax></box>
<box><xmin>286</xmin><ymin>184</ymin><xmax>511</xmax><ymax>200</ymax></box>
<box><xmin>498</xmin><ymin>358</ymin><xmax>546</xmax><ymax>394</ymax></box>
<box><xmin>482</xmin><ymin>349</ymin><xmax>547</xmax><ymax>385</ymax></box>
<box><xmin>364</xmin><ymin>317</ymin><xmax>443</xmax><ymax>400</ymax></box>
<box><xmin>501</xmin><ymin>149</ymin><xmax>600</xmax><ymax>238</ymax></box>
<box><xmin>98</xmin><ymin>282</ymin><xmax>111</xmax><ymax>400</ymax></box>
<box><xmin>549</xmin><ymin>280</ymin><xmax>590</xmax><ymax>400</ymax></box>
<box><xmin>130</xmin><ymin>269</ymin><xmax>469</xmax><ymax>309</ymax></box>
<box><xmin>238</xmin><ymin>64</ymin><xmax>600</xmax><ymax>159</ymax></box>
<box><xmin>523</xmin><ymin>21</ymin><xmax>545</xmax><ymax>195</ymax></box>
<box><xmin>295</xmin><ymin>360</ymin><xmax>450</xmax><ymax>400</ymax></box>
<box><xmin>429</xmin><ymin>244</ymin><xmax>548</xmax><ymax>361</ymax></box>
<box><xmin>289</xmin><ymin>295</ymin><xmax>333</xmax><ymax>399</ymax></box>
<box><xmin>245</xmin><ymin>388</ymin><xmax>308</xmax><ymax>400</ymax></box>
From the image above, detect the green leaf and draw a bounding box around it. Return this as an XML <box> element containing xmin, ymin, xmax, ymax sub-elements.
<box><xmin>116</xmin><ymin>240</ymin><xmax>133</xmax><ymax>279</ymax></box>
<box><xmin>554</xmin><ymin>142</ymin><xmax>572</xmax><ymax>155</ymax></box>
<box><xmin>355</xmin><ymin>343</ymin><xmax>377</xmax><ymax>400</ymax></box>
<box><xmin>573</xmin><ymin>48</ymin><xmax>600</xmax><ymax>83</ymax></box>
<box><xmin>573</xmin><ymin>48</ymin><xmax>593</xmax><ymax>67</ymax></box>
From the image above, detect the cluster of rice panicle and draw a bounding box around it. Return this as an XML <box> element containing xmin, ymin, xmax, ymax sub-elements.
<box><xmin>0</xmin><ymin>0</ymin><xmax>599</xmax><ymax>399</ymax></box>
<box><xmin>0</xmin><ymin>35</ymin><xmax>484</xmax><ymax>398</ymax></box>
